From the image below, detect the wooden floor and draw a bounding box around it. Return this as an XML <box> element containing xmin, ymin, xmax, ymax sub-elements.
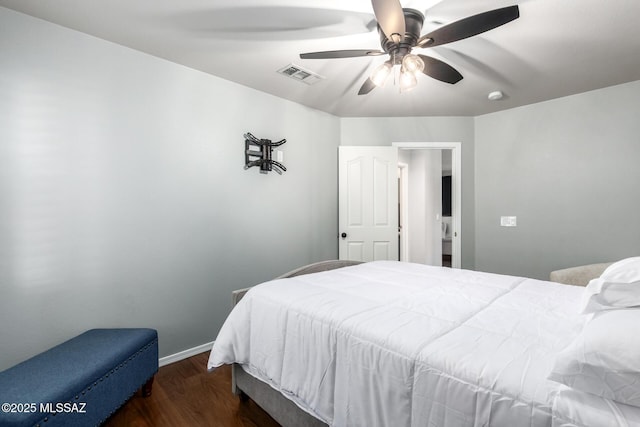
<box><xmin>103</xmin><ymin>352</ymin><xmax>280</xmax><ymax>427</ymax></box>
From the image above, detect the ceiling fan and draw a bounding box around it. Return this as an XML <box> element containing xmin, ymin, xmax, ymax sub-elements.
<box><xmin>299</xmin><ymin>0</ymin><xmax>520</xmax><ymax>94</ymax></box>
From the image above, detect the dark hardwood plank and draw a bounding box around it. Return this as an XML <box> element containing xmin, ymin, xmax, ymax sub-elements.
<box><xmin>103</xmin><ymin>352</ymin><xmax>280</xmax><ymax>427</ymax></box>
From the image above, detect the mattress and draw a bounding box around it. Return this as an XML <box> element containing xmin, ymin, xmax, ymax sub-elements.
<box><xmin>208</xmin><ymin>261</ymin><xmax>596</xmax><ymax>426</ymax></box>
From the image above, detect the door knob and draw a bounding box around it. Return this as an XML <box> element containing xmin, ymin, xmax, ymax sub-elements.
<box><xmin>341</xmin><ymin>232</ymin><xmax>347</xmax><ymax>238</ymax></box>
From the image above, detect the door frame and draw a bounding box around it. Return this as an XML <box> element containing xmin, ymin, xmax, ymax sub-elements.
<box><xmin>392</xmin><ymin>142</ymin><xmax>462</xmax><ymax>269</ymax></box>
<box><xmin>397</xmin><ymin>162</ymin><xmax>410</xmax><ymax>262</ymax></box>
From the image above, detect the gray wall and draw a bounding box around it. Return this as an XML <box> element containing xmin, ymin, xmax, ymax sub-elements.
<box><xmin>340</xmin><ymin>117</ymin><xmax>476</xmax><ymax>269</ymax></box>
<box><xmin>0</xmin><ymin>8</ymin><xmax>339</xmax><ymax>370</ymax></box>
<box><xmin>474</xmin><ymin>80</ymin><xmax>640</xmax><ymax>279</ymax></box>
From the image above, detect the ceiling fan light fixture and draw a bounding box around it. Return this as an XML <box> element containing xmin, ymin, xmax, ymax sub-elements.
<box><xmin>399</xmin><ymin>69</ymin><xmax>418</xmax><ymax>92</ymax></box>
<box><xmin>370</xmin><ymin>62</ymin><xmax>393</xmax><ymax>87</ymax></box>
<box><xmin>299</xmin><ymin>4</ymin><xmax>520</xmax><ymax>97</ymax></box>
<box><xmin>401</xmin><ymin>54</ymin><xmax>425</xmax><ymax>75</ymax></box>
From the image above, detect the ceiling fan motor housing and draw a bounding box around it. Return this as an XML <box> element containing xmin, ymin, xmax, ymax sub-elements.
<box><xmin>379</xmin><ymin>8</ymin><xmax>424</xmax><ymax>63</ymax></box>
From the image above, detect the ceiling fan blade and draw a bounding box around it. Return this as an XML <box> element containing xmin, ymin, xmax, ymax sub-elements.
<box><xmin>358</xmin><ymin>78</ymin><xmax>377</xmax><ymax>95</ymax></box>
<box><xmin>417</xmin><ymin>5</ymin><xmax>519</xmax><ymax>48</ymax></box>
<box><xmin>300</xmin><ymin>49</ymin><xmax>385</xmax><ymax>59</ymax></box>
<box><xmin>417</xmin><ymin>55</ymin><xmax>463</xmax><ymax>84</ymax></box>
<box><xmin>371</xmin><ymin>0</ymin><xmax>406</xmax><ymax>43</ymax></box>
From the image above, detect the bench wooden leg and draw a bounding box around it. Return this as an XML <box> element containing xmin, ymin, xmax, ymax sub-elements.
<box><xmin>142</xmin><ymin>376</ymin><xmax>154</xmax><ymax>397</ymax></box>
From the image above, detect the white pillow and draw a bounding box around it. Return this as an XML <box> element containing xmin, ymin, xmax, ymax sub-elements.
<box><xmin>581</xmin><ymin>257</ymin><xmax>640</xmax><ymax>313</ymax></box>
<box><xmin>602</xmin><ymin>257</ymin><xmax>640</xmax><ymax>282</ymax></box>
<box><xmin>548</xmin><ymin>309</ymin><xmax>640</xmax><ymax>407</ymax></box>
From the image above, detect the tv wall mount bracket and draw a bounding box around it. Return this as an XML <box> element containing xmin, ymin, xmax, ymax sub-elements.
<box><xmin>244</xmin><ymin>132</ymin><xmax>286</xmax><ymax>174</ymax></box>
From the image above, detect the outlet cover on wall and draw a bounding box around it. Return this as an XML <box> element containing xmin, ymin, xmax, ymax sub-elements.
<box><xmin>500</xmin><ymin>216</ymin><xmax>517</xmax><ymax>227</ymax></box>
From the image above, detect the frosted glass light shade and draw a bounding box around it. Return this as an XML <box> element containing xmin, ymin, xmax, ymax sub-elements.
<box><xmin>402</xmin><ymin>54</ymin><xmax>425</xmax><ymax>74</ymax></box>
<box><xmin>399</xmin><ymin>70</ymin><xmax>418</xmax><ymax>92</ymax></box>
<box><xmin>370</xmin><ymin>62</ymin><xmax>392</xmax><ymax>87</ymax></box>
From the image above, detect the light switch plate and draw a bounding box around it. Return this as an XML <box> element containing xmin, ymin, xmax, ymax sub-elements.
<box><xmin>500</xmin><ymin>216</ymin><xmax>517</xmax><ymax>227</ymax></box>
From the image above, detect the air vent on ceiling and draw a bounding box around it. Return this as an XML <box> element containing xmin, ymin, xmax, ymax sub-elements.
<box><xmin>277</xmin><ymin>64</ymin><xmax>325</xmax><ymax>85</ymax></box>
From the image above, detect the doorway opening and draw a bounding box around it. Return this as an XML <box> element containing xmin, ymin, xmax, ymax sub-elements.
<box><xmin>393</xmin><ymin>142</ymin><xmax>461</xmax><ymax>269</ymax></box>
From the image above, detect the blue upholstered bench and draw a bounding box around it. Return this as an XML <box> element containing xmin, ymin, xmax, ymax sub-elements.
<box><xmin>0</xmin><ymin>328</ymin><xmax>158</xmax><ymax>427</ymax></box>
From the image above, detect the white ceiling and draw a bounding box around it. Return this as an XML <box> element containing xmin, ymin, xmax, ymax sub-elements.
<box><xmin>2</xmin><ymin>0</ymin><xmax>639</xmax><ymax>117</ymax></box>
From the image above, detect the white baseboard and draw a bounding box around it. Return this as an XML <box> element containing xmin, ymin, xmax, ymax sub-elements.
<box><xmin>159</xmin><ymin>341</ymin><xmax>214</xmax><ymax>367</ymax></box>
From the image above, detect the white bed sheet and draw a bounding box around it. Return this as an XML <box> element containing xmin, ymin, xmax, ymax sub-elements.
<box><xmin>552</xmin><ymin>385</ymin><xmax>640</xmax><ymax>427</ymax></box>
<box><xmin>208</xmin><ymin>261</ymin><xmax>587</xmax><ymax>427</ymax></box>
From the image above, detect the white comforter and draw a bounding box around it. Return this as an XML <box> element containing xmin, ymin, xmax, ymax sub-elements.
<box><xmin>208</xmin><ymin>261</ymin><xmax>588</xmax><ymax>427</ymax></box>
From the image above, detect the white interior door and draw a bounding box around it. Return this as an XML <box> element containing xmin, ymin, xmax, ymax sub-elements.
<box><xmin>338</xmin><ymin>146</ymin><xmax>398</xmax><ymax>261</ymax></box>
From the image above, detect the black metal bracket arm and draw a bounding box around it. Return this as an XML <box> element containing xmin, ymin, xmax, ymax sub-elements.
<box><xmin>244</xmin><ymin>132</ymin><xmax>287</xmax><ymax>174</ymax></box>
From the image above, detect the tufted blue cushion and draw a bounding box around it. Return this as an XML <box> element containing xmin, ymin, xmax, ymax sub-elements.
<box><xmin>0</xmin><ymin>328</ymin><xmax>158</xmax><ymax>427</ymax></box>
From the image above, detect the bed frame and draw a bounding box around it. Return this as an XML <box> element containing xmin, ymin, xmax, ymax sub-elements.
<box><xmin>230</xmin><ymin>260</ymin><xmax>362</xmax><ymax>427</ymax></box>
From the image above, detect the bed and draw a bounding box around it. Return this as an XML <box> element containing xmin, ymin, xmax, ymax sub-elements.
<box><xmin>208</xmin><ymin>259</ymin><xmax>640</xmax><ymax>427</ymax></box>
